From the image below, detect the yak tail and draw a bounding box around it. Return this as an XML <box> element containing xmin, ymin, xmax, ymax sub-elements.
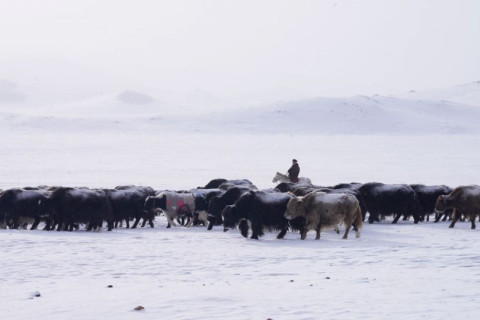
<box><xmin>354</xmin><ymin>204</ymin><xmax>363</xmax><ymax>230</ymax></box>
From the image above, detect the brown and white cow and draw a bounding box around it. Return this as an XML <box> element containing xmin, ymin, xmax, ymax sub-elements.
<box><xmin>435</xmin><ymin>185</ymin><xmax>480</xmax><ymax>229</ymax></box>
<box><xmin>284</xmin><ymin>191</ymin><xmax>363</xmax><ymax>240</ymax></box>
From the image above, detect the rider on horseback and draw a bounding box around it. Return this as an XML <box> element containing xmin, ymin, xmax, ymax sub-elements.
<box><xmin>287</xmin><ymin>159</ymin><xmax>300</xmax><ymax>183</ymax></box>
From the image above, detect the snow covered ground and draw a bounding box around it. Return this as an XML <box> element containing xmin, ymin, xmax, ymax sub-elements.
<box><xmin>1</xmin><ymin>219</ymin><xmax>480</xmax><ymax>320</ymax></box>
<box><xmin>1</xmin><ymin>82</ymin><xmax>480</xmax><ymax>319</ymax></box>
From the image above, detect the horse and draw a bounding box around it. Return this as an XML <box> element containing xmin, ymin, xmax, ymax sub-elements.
<box><xmin>272</xmin><ymin>172</ymin><xmax>312</xmax><ymax>185</ymax></box>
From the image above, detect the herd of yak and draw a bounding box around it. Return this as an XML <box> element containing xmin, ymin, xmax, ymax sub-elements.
<box><xmin>0</xmin><ymin>178</ymin><xmax>479</xmax><ymax>240</ymax></box>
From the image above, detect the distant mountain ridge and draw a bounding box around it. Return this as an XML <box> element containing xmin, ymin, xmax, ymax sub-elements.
<box><xmin>1</xmin><ymin>81</ymin><xmax>479</xmax><ymax>135</ymax></box>
<box><xmin>192</xmin><ymin>94</ymin><xmax>480</xmax><ymax>134</ymax></box>
<box><xmin>399</xmin><ymin>81</ymin><xmax>480</xmax><ymax>106</ymax></box>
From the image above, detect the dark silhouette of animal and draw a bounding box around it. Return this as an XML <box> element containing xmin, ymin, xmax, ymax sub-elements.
<box><xmin>274</xmin><ymin>182</ymin><xmax>314</xmax><ymax>193</ymax></box>
<box><xmin>104</xmin><ymin>186</ymin><xmax>155</xmax><ymax>228</ymax></box>
<box><xmin>222</xmin><ymin>190</ymin><xmax>293</xmax><ymax>239</ymax></box>
<box><xmin>218</xmin><ymin>179</ymin><xmax>257</xmax><ymax>190</ymax></box>
<box><xmin>200</xmin><ymin>179</ymin><xmax>256</xmax><ymax>190</ymax></box>
<box><xmin>434</xmin><ymin>185</ymin><xmax>480</xmax><ymax>229</ymax></box>
<box><xmin>0</xmin><ymin>188</ymin><xmax>51</xmax><ymax>230</ymax></box>
<box><xmin>410</xmin><ymin>184</ymin><xmax>452</xmax><ymax>222</ymax></box>
<box><xmin>42</xmin><ymin>187</ymin><xmax>113</xmax><ymax>231</ymax></box>
<box><xmin>200</xmin><ymin>179</ymin><xmax>228</xmax><ymax>189</ymax></box>
<box><xmin>285</xmin><ymin>191</ymin><xmax>362</xmax><ymax>240</ymax></box>
<box><xmin>359</xmin><ymin>182</ymin><xmax>421</xmax><ymax>224</ymax></box>
<box><xmin>189</xmin><ymin>188</ymin><xmax>224</xmax><ymax>226</ymax></box>
<box><xmin>332</xmin><ymin>183</ymin><xmax>363</xmax><ymax>190</ymax></box>
<box><xmin>206</xmin><ymin>186</ymin><xmax>250</xmax><ymax>230</ymax></box>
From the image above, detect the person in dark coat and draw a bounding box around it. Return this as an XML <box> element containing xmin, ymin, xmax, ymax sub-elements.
<box><xmin>287</xmin><ymin>159</ymin><xmax>300</xmax><ymax>183</ymax></box>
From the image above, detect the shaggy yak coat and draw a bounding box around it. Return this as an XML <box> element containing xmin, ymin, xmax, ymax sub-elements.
<box><xmin>435</xmin><ymin>185</ymin><xmax>480</xmax><ymax>229</ymax></box>
<box><xmin>285</xmin><ymin>191</ymin><xmax>363</xmax><ymax>240</ymax></box>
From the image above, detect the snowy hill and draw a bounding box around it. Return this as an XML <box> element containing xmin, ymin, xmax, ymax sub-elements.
<box><xmin>1</xmin><ymin>81</ymin><xmax>480</xmax><ymax>135</ymax></box>
<box><xmin>191</xmin><ymin>94</ymin><xmax>480</xmax><ymax>135</ymax></box>
<box><xmin>400</xmin><ymin>81</ymin><xmax>480</xmax><ymax>106</ymax></box>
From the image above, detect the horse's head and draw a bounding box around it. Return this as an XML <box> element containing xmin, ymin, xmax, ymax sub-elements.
<box><xmin>272</xmin><ymin>172</ymin><xmax>281</xmax><ymax>183</ymax></box>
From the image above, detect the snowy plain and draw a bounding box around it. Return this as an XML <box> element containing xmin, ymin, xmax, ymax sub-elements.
<box><xmin>1</xmin><ymin>81</ymin><xmax>480</xmax><ymax>319</ymax></box>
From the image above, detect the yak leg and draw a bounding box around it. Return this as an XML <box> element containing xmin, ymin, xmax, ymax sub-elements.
<box><xmin>315</xmin><ymin>224</ymin><xmax>321</xmax><ymax>240</ymax></box>
<box><xmin>352</xmin><ymin>222</ymin><xmax>361</xmax><ymax>238</ymax></box>
<box><xmin>276</xmin><ymin>224</ymin><xmax>288</xmax><ymax>239</ymax></box>
<box><xmin>207</xmin><ymin>221</ymin><xmax>214</xmax><ymax>230</ymax></box>
<box><xmin>368</xmin><ymin>212</ymin><xmax>377</xmax><ymax>224</ymax></box>
<box><xmin>392</xmin><ymin>213</ymin><xmax>401</xmax><ymax>224</ymax></box>
<box><xmin>186</xmin><ymin>216</ymin><xmax>193</xmax><ymax>228</ymax></box>
<box><xmin>198</xmin><ymin>211</ymin><xmax>208</xmax><ymax>227</ymax></box>
<box><xmin>300</xmin><ymin>229</ymin><xmax>308</xmax><ymax>240</ymax></box>
<box><xmin>239</xmin><ymin>219</ymin><xmax>249</xmax><ymax>238</ymax></box>
<box><xmin>141</xmin><ymin>218</ymin><xmax>147</xmax><ymax>228</ymax></box>
<box><xmin>131</xmin><ymin>217</ymin><xmax>141</xmax><ymax>229</ymax></box>
<box><xmin>165</xmin><ymin>214</ymin><xmax>177</xmax><ymax>228</ymax></box>
<box><xmin>334</xmin><ymin>225</ymin><xmax>340</xmax><ymax>234</ymax></box>
<box><xmin>30</xmin><ymin>217</ymin><xmax>41</xmax><ymax>230</ymax></box>
<box><xmin>448</xmin><ymin>209</ymin><xmax>460</xmax><ymax>228</ymax></box>
<box><xmin>176</xmin><ymin>217</ymin><xmax>184</xmax><ymax>226</ymax></box>
<box><xmin>470</xmin><ymin>215</ymin><xmax>476</xmax><ymax>229</ymax></box>
<box><xmin>250</xmin><ymin>222</ymin><xmax>263</xmax><ymax>240</ymax></box>
<box><xmin>342</xmin><ymin>224</ymin><xmax>352</xmax><ymax>239</ymax></box>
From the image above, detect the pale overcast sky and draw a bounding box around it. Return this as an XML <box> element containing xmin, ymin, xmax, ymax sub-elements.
<box><xmin>0</xmin><ymin>0</ymin><xmax>479</xmax><ymax>104</ymax></box>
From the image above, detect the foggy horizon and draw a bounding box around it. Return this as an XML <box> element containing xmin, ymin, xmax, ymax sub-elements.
<box><xmin>1</xmin><ymin>0</ymin><xmax>479</xmax><ymax>106</ymax></box>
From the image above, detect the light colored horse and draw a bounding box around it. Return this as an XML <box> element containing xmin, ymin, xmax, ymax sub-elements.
<box><xmin>272</xmin><ymin>172</ymin><xmax>312</xmax><ymax>184</ymax></box>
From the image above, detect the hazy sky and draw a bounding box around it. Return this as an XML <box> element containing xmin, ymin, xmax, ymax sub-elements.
<box><xmin>1</xmin><ymin>0</ymin><xmax>479</xmax><ymax>104</ymax></box>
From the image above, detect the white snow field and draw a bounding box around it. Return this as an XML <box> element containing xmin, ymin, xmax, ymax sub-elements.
<box><xmin>1</xmin><ymin>82</ymin><xmax>480</xmax><ymax>319</ymax></box>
